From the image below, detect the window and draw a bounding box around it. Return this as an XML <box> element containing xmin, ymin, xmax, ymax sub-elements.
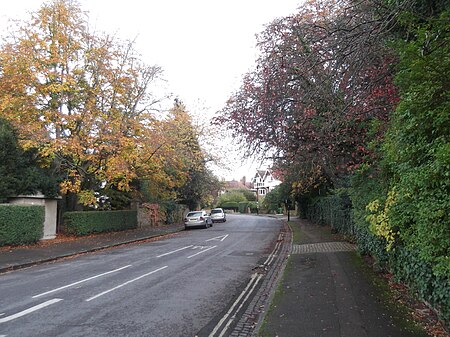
<box><xmin>259</xmin><ymin>189</ymin><xmax>266</xmax><ymax>195</ymax></box>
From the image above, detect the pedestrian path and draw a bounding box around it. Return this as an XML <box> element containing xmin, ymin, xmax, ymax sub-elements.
<box><xmin>255</xmin><ymin>218</ymin><xmax>429</xmax><ymax>337</ymax></box>
<box><xmin>0</xmin><ymin>223</ymin><xmax>184</xmax><ymax>274</ymax></box>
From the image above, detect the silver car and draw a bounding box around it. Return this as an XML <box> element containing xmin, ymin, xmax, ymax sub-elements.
<box><xmin>184</xmin><ymin>210</ymin><xmax>213</xmax><ymax>229</ymax></box>
<box><xmin>210</xmin><ymin>208</ymin><xmax>226</xmax><ymax>223</ymax></box>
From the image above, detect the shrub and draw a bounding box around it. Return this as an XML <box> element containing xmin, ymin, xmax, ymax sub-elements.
<box><xmin>238</xmin><ymin>201</ymin><xmax>259</xmax><ymax>213</ymax></box>
<box><xmin>64</xmin><ymin>210</ymin><xmax>137</xmax><ymax>236</ymax></box>
<box><xmin>159</xmin><ymin>201</ymin><xmax>187</xmax><ymax>224</ymax></box>
<box><xmin>218</xmin><ymin>201</ymin><xmax>239</xmax><ymax>212</ymax></box>
<box><xmin>302</xmin><ymin>191</ymin><xmax>354</xmax><ymax>235</ymax></box>
<box><xmin>0</xmin><ymin>205</ymin><xmax>44</xmax><ymax>246</ymax></box>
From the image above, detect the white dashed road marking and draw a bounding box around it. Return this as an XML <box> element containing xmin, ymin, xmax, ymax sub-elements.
<box><xmin>186</xmin><ymin>245</ymin><xmax>217</xmax><ymax>259</ymax></box>
<box><xmin>0</xmin><ymin>299</ymin><xmax>62</xmax><ymax>324</ymax></box>
<box><xmin>33</xmin><ymin>265</ymin><xmax>132</xmax><ymax>298</ymax></box>
<box><xmin>157</xmin><ymin>245</ymin><xmax>193</xmax><ymax>258</ymax></box>
<box><xmin>205</xmin><ymin>234</ymin><xmax>229</xmax><ymax>242</ymax></box>
<box><xmin>85</xmin><ymin>266</ymin><xmax>168</xmax><ymax>302</ymax></box>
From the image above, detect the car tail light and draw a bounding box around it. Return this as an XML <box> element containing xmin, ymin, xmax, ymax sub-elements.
<box><xmin>199</xmin><ymin>216</ymin><xmax>204</xmax><ymax>220</ymax></box>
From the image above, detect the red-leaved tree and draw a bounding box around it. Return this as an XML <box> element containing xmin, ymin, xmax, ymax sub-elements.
<box><xmin>217</xmin><ymin>0</ymin><xmax>400</xmax><ymax>193</ymax></box>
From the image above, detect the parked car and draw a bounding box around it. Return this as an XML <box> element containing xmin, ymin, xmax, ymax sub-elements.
<box><xmin>184</xmin><ymin>210</ymin><xmax>213</xmax><ymax>229</ymax></box>
<box><xmin>210</xmin><ymin>208</ymin><xmax>226</xmax><ymax>223</ymax></box>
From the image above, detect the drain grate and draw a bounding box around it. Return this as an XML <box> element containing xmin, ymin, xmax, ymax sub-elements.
<box><xmin>291</xmin><ymin>241</ymin><xmax>356</xmax><ymax>254</ymax></box>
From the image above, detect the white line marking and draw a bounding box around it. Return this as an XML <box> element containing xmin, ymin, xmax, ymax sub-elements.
<box><xmin>208</xmin><ymin>274</ymin><xmax>259</xmax><ymax>337</ymax></box>
<box><xmin>156</xmin><ymin>245</ymin><xmax>193</xmax><ymax>258</ymax></box>
<box><xmin>192</xmin><ymin>245</ymin><xmax>207</xmax><ymax>250</ymax></box>
<box><xmin>0</xmin><ymin>313</ymin><xmax>4</xmax><ymax>316</ymax></box>
<box><xmin>263</xmin><ymin>241</ymin><xmax>281</xmax><ymax>266</ymax></box>
<box><xmin>85</xmin><ymin>266</ymin><xmax>168</xmax><ymax>302</ymax></box>
<box><xmin>205</xmin><ymin>234</ymin><xmax>229</xmax><ymax>242</ymax></box>
<box><xmin>217</xmin><ymin>274</ymin><xmax>263</xmax><ymax>337</ymax></box>
<box><xmin>186</xmin><ymin>245</ymin><xmax>217</xmax><ymax>259</ymax></box>
<box><xmin>0</xmin><ymin>299</ymin><xmax>62</xmax><ymax>324</ymax></box>
<box><xmin>33</xmin><ymin>265</ymin><xmax>132</xmax><ymax>298</ymax></box>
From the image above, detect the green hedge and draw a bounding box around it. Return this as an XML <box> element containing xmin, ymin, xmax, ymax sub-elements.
<box><xmin>238</xmin><ymin>201</ymin><xmax>259</xmax><ymax>213</ymax></box>
<box><xmin>304</xmin><ymin>192</ymin><xmax>450</xmax><ymax>324</ymax></box>
<box><xmin>302</xmin><ymin>192</ymin><xmax>354</xmax><ymax>235</ymax></box>
<box><xmin>0</xmin><ymin>205</ymin><xmax>44</xmax><ymax>246</ymax></box>
<box><xmin>64</xmin><ymin>210</ymin><xmax>137</xmax><ymax>236</ymax></box>
<box><xmin>217</xmin><ymin>201</ymin><xmax>239</xmax><ymax>212</ymax></box>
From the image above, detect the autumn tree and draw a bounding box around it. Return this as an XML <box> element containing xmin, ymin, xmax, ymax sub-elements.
<box><xmin>162</xmin><ymin>100</ymin><xmax>220</xmax><ymax>210</ymax></box>
<box><xmin>0</xmin><ymin>0</ymin><xmax>164</xmax><ymax>208</ymax></box>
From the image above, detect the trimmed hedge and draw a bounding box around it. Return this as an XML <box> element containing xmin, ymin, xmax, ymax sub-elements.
<box><xmin>64</xmin><ymin>210</ymin><xmax>137</xmax><ymax>236</ymax></box>
<box><xmin>302</xmin><ymin>192</ymin><xmax>354</xmax><ymax>235</ymax></box>
<box><xmin>303</xmin><ymin>193</ymin><xmax>450</xmax><ymax>324</ymax></box>
<box><xmin>218</xmin><ymin>201</ymin><xmax>239</xmax><ymax>212</ymax></box>
<box><xmin>0</xmin><ymin>205</ymin><xmax>44</xmax><ymax>246</ymax></box>
<box><xmin>238</xmin><ymin>201</ymin><xmax>259</xmax><ymax>213</ymax></box>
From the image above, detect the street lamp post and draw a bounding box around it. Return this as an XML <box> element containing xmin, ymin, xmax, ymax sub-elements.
<box><xmin>285</xmin><ymin>199</ymin><xmax>290</xmax><ymax>221</ymax></box>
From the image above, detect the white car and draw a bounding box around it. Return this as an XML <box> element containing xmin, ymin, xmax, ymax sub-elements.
<box><xmin>210</xmin><ymin>208</ymin><xmax>226</xmax><ymax>223</ymax></box>
<box><xmin>184</xmin><ymin>210</ymin><xmax>213</xmax><ymax>229</ymax></box>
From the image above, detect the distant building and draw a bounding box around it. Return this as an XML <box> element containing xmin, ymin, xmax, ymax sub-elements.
<box><xmin>251</xmin><ymin>169</ymin><xmax>282</xmax><ymax>197</ymax></box>
<box><xmin>218</xmin><ymin>177</ymin><xmax>251</xmax><ymax>195</ymax></box>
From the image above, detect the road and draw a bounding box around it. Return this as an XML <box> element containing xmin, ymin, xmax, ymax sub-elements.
<box><xmin>0</xmin><ymin>214</ymin><xmax>282</xmax><ymax>337</ymax></box>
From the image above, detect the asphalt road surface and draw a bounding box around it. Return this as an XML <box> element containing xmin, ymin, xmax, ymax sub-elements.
<box><xmin>0</xmin><ymin>214</ymin><xmax>282</xmax><ymax>337</ymax></box>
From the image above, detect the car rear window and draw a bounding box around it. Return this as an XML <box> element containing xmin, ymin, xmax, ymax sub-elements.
<box><xmin>211</xmin><ymin>209</ymin><xmax>223</xmax><ymax>214</ymax></box>
<box><xmin>187</xmin><ymin>212</ymin><xmax>203</xmax><ymax>217</ymax></box>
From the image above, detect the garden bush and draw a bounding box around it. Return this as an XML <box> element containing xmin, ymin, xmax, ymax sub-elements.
<box><xmin>160</xmin><ymin>201</ymin><xmax>187</xmax><ymax>224</ymax></box>
<box><xmin>238</xmin><ymin>201</ymin><xmax>259</xmax><ymax>213</ymax></box>
<box><xmin>302</xmin><ymin>191</ymin><xmax>354</xmax><ymax>235</ymax></box>
<box><xmin>64</xmin><ymin>210</ymin><xmax>137</xmax><ymax>236</ymax></box>
<box><xmin>218</xmin><ymin>201</ymin><xmax>239</xmax><ymax>212</ymax></box>
<box><xmin>0</xmin><ymin>205</ymin><xmax>44</xmax><ymax>246</ymax></box>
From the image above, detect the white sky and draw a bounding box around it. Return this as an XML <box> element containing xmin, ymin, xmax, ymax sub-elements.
<box><xmin>1</xmin><ymin>0</ymin><xmax>302</xmax><ymax>181</ymax></box>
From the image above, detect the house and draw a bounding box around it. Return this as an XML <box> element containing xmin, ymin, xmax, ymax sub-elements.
<box><xmin>251</xmin><ymin>169</ymin><xmax>282</xmax><ymax>198</ymax></box>
<box><xmin>218</xmin><ymin>177</ymin><xmax>252</xmax><ymax>195</ymax></box>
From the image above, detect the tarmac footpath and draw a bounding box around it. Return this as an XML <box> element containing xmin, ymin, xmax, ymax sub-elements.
<box><xmin>0</xmin><ymin>223</ymin><xmax>185</xmax><ymax>274</ymax></box>
<box><xmin>254</xmin><ymin>218</ymin><xmax>429</xmax><ymax>337</ymax></box>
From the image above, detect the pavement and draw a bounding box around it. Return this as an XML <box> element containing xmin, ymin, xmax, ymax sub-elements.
<box><xmin>254</xmin><ymin>218</ymin><xmax>429</xmax><ymax>337</ymax></box>
<box><xmin>0</xmin><ymin>222</ymin><xmax>185</xmax><ymax>274</ymax></box>
<box><xmin>0</xmin><ymin>217</ymin><xmax>431</xmax><ymax>337</ymax></box>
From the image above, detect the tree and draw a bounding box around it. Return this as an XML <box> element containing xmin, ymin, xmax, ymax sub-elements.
<box><xmin>167</xmin><ymin>100</ymin><xmax>221</xmax><ymax>209</ymax></box>
<box><xmin>0</xmin><ymin>119</ymin><xmax>23</xmax><ymax>201</ymax></box>
<box><xmin>216</xmin><ymin>0</ymin><xmax>399</xmax><ymax>193</ymax></box>
<box><xmin>0</xmin><ymin>118</ymin><xmax>59</xmax><ymax>202</ymax></box>
<box><xmin>0</xmin><ymin>0</ymin><xmax>164</xmax><ymax>207</ymax></box>
<box><xmin>134</xmin><ymin>100</ymin><xmax>220</xmax><ymax>210</ymax></box>
<box><xmin>217</xmin><ymin>191</ymin><xmax>247</xmax><ymax>209</ymax></box>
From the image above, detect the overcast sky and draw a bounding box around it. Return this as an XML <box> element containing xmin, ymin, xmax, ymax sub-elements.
<box><xmin>1</xmin><ymin>0</ymin><xmax>302</xmax><ymax>180</ymax></box>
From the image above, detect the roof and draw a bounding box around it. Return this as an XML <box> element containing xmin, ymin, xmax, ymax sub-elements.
<box><xmin>223</xmin><ymin>179</ymin><xmax>249</xmax><ymax>190</ymax></box>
